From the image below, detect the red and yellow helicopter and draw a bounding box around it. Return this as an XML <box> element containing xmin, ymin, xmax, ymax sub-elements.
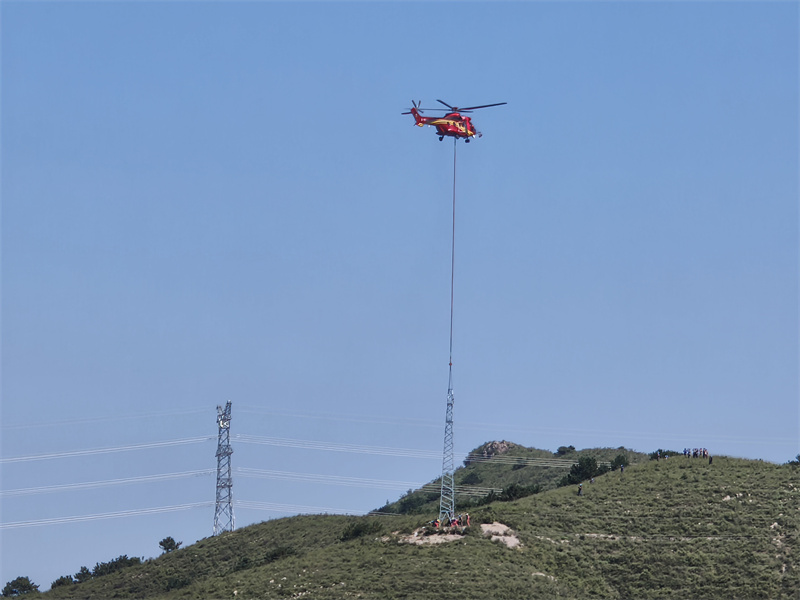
<box><xmin>403</xmin><ymin>99</ymin><xmax>507</xmax><ymax>142</ymax></box>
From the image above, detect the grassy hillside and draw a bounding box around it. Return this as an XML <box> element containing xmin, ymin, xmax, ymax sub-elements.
<box><xmin>42</xmin><ymin>448</ymin><xmax>799</xmax><ymax>599</ymax></box>
<box><xmin>375</xmin><ymin>442</ymin><xmax>650</xmax><ymax>515</ymax></box>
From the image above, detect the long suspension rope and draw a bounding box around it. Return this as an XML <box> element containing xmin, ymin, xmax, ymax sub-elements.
<box><xmin>448</xmin><ymin>138</ymin><xmax>457</xmax><ymax>382</ymax></box>
<box><xmin>439</xmin><ymin>138</ymin><xmax>458</xmax><ymax>521</ymax></box>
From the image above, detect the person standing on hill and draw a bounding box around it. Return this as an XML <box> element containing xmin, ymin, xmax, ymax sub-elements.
<box><xmin>578</xmin><ymin>483</ymin><xmax>583</xmax><ymax>496</ymax></box>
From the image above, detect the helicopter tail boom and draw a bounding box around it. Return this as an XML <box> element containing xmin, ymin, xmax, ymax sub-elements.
<box><xmin>410</xmin><ymin>107</ymin><xmax>426</xmax><ymax>126</ymax></box>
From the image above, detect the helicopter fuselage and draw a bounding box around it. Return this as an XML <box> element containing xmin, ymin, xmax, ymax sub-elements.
<box><xmin>409</xmin><ymin>108</ymin><xmax>478</xmax><ymax>140</ymax></box>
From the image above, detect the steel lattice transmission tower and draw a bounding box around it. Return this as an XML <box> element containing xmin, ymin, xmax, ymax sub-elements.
<box><xmin>213</xmin><ymin>400</ymin><xmax>234</xmax><ymax>536</ymax></box>
<box><xmin>439</xmin><ymin>384</ymin><xmax>455</xmax><ymax>521</ymax></box>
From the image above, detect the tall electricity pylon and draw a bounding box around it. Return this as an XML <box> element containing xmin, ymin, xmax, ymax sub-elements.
<box><xmin>213</xmin><ymin>400</ymin><xmax>234</xmax><ymax>535</ymax></box>
<box><xmin>439</xmin><ymin>385</ymin><xmax>455</xmax><ymax>521</ymax></box>
<box><xmin>439</xmin><ymin>139</ymin><xmax>458</xmax><ymax>522</ymax></box>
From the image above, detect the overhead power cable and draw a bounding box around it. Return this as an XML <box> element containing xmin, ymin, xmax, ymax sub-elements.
<box><xmin>0</xmin><ymin>502</ymin><xmax>214</xmax><ymax>530</ymax></box>
<box><xmin>238</xmin><ymin>406</ymin><xmax>438</xmax><ymax>430</ymax></box>
<box><xmin>235</xmin><ymin>434</ymin><xmax>443</xmax><ymax>459</ymax></box>
<box><xmin>1</xmin><ymin>408</ymin><xmax>210</xmax><ymax>431</ymax></box>
<box><xmin>0</xmin><ymin>436</ymin><xmax>214</xmax><ymax>464</ymax></box>
<box><xmin>236</xmin><ymin>467</ymin><xmax>502</xmax><ymax>496</ymax></box>
<box><xmin>237</xmin><ymin>467</ymin><xmax>425</xmax><ymax>490</ymax></box>
<box><xmin>234</xmin><ymin>406</ymin><xmax>791</xmax><ymax>448</ymax></box>
<box><xmin>0</xmin><ymin>470</ymin><xmax>215</xmax><ymax>497</ymax></box>
<box><xmin>4</xmin><ymin>404</ymin><xmax>789</xmax><ymax>449</ymax></box>
<box><xmin>234</xmin><ymin>434</ymin><xmax>593</xmax><ymax>467</ymax></box>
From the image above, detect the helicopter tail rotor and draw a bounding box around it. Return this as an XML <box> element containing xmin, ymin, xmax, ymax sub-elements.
<box><xmin>402</xmin><ymin>100</ymin><xmax>426</xmax><ymax>115</ymax></box>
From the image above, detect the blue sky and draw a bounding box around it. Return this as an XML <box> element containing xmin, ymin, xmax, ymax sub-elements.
<box><xmin>2</xmin><ymin>0</ymin><xmax>798</xmax><ymax>590</ymax></box>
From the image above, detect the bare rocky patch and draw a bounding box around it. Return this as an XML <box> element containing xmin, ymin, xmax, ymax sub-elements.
<box><xmin>481</xmin><ymin>522</ymin><xmax>522</xmax><ymax>548</ymax></box>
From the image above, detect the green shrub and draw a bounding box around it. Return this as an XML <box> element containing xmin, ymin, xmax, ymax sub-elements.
<box><xmin>264</xmin><ymin>546</ymin><xmax>298</xmax><ymax>563</ymax></box>
<box><xmin>461</xmin><ymin>471</ymin><xmax>482</xmax><ymax>484</ymax></box>
<box><xmin>610</xmin><ymin>454</ymin><xmax>628</xmax><ymax>471</ymax></box>
<box><xmin>164</xmin><ymin>576</ymin><xmax>190</xmax><ymax>591</ymax></box>
<box><xmin>2</xmin><ymin>576</ymin><xmax>39</xmax><ymax>596</ymax></box>
<box><xmin>92</xmin><ymin>555</ymin><xmax>141</xmax><ymax>578</ymax></box>
<box><xmin>232</xmin><ymin>556</ymin><xmax>253</xmax><ymax>572</ymax></box>
<box><xmin>72</xmin><ymin>567</ymin><xmax>91</xmax><ymax>584</ymax></box>
<box><xmin>560</xmin><ymin>456</ymin><xmax>606</xmax><ymax>486</ymax></box>
<box><xmin>649</xmin><ymin>449</ymin><xmax>681</xmax><ymax>460</ymax></box>
<box><xmin>340</xmin><ymin>520</ymin><xmax>384</xmax><ymax>541</ymax></box>
<box><xmin>50</xmin><ymin>576</ymin><xmax>73</xmax><ymax>589</ymax></box>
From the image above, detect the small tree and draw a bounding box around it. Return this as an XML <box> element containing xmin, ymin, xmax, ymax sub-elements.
<box><xmin>49</xmin><ymin>576</ymin><xmax>74</xmax><ymax>589</ymax></box>
<box><xmin>649</xmin><ymin>448</ymin><xmax>680</xmax><ymax>460</ymax></box>
<box><xmin>92</xmin><ymin>555</ymin><xmax>141</xmax><ymax>578</ymax></box>
<box><xmin>610</xmin><ymin>454</ymin><xmax>628</xmax><ymax>471</ymax></box>
<box><xmin>159</xmin><ymin>536</ymin><xmax>183</xmax><ymax>554</ymax></box>
<box><xmin>2</xmin><ymin>576</ymin><xmax>39</xmax><ymax>597</ymax></box>
<box><xmin>73</xmin><ymin>567</ymin><xmax>91</xmax><ymax>583</ymax></box>
<box><xmin>560</xmin><ymin>456</ymin><xmax>607</xmax><ymax>486</ymax></box>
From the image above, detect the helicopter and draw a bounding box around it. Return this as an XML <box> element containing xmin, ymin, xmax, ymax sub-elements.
<box><xmin>403</xmin><ymin>99</ymin><xmax>507</xmax><ymax>142</ymax></box>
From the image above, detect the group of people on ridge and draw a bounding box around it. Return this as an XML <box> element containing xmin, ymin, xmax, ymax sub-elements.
<box><xmin>684</xmin><ymin>448</ymin><xmax>710</xmax><ymax>459</ymax></box>
<box><xmin>431</xmin><ymin>513</ymin><xmax>470</xmax><ymax>528</ymax></box>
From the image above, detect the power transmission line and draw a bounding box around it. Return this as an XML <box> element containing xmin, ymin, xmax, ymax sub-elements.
<box><xmin>234</xmin><ymin>434</ymin><xmax>595</xmax><ymax>466</ymax></box>
<box><xmin>1</xmin><ymin>408</ymin><xmax>210</xmax><ymax>431</ymax></box>
<box><xmin>0</xmin><ymin>502</ymin><xmax>214</xmax><ymax>530</ymax></box>
<box><xmin>236</xmin><ymin>467</ymin><xmax>502</xmax><ymax>496</ymax></box>
<box><xmin>4</xmin><ymin>405</ymin><xmax>788</xmax><ymax>449</ymax></box>
<box><xmin>235</xmin><ymin>434</ymin><xmax>444</xmax><ymax>459</ymax></box>
<box><xmin>238</xmin><ymin>406</ymin><xmax>439</xmax><ymax>429</ymax></box>
<box><xmin>0</xmin><ymin>436</ymin><xmax>214</xmax><ymax>464</ymax></box>
<box><xmin>0</xmin><ymin>470</ymin><xmax>215</xmax><ymax>497</ymax></box>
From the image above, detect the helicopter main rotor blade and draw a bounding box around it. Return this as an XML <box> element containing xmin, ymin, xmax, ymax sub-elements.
<box><xmin>436</xmin><ymin>99</ymin><xmax>456</xmax><ymax>110</ymax></box>
<box><xmin>457</xmin><ymin>102</ymin><xmax>507</xmax><ymax>111</ymax></box>
<box><xmin>404</xmin><ymin>107</ymin><xmax>447</xmax><ymax>113</ymax></box>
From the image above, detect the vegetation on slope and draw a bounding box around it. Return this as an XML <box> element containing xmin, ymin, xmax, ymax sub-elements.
<box><xmin>375</xmin><ymin>441</ymin><xmax>648</xmax><ymax>515</ymax></box>
<box><xmin>36</xmin><ymin>446</ymin><xmax>800</xmax><ymax>599</ymax></box>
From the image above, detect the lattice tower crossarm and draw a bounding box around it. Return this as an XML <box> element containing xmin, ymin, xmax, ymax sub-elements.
<box><xmin>439</xmin><ymin>386</ymin><xmax>455</xmax><ymax>521</ymax></box>
<box><xmin>213</xmin><ymin>401</ymin><xmax>234</xmax><ymax>536</ymax></box>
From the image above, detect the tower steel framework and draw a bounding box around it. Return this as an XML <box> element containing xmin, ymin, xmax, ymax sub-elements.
<box><xmin>213</xmin><ymin>400</ymin><xmax>234</xmax><ymax>535</ymax></box>
<box><xmin>439</xmin><ymin>386</ymin><xmax>455</xmax><ymax>521</ymax></box>
<box><xmin>439</xmin><ymin>139</ymin><xmax>458</xmax><ymax>522</ymax></box>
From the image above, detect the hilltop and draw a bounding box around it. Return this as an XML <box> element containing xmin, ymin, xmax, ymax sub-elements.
<box><xmin>375</xmin><ymin>441</ymin><xmax>649</xmax><ymax>515</ymax></box>
<box><xmin>40</xmin><ymin>443</ymin><xmax>799</xmax><ymax>599</ymax></box>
